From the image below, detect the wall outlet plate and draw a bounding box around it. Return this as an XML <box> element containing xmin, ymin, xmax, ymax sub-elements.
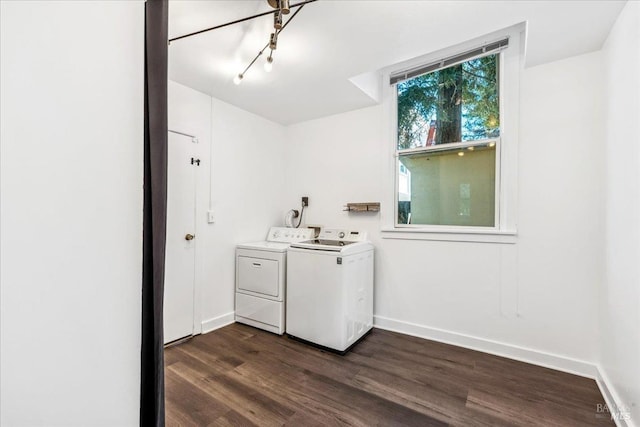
<box><xmin>302</xmin><ymin>196</ymin><xmax>309</xmax><ymax>207</ymax></box>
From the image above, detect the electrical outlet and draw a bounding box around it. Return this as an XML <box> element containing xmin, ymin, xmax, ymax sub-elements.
<box><xmin>302</xmin><ymin>196</ymin><xmax>309</xmax><ymax>207</ymax></box>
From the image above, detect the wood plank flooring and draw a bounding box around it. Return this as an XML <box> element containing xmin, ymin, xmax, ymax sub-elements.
<box><xmin>165</xmin><ymin>323</ymin><xmax>613</xmax><ymax>426</ymax></box>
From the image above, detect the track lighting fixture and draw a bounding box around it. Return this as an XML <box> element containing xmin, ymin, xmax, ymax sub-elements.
<box><xmin>227</xmin><ymin>0</ymin><xmax>316</xmax><ymax>85</ymax></box>
<box><xmin>169</xmin><ymin>0</ymin><xmax>317</xmax><ymax>85</ymax></box>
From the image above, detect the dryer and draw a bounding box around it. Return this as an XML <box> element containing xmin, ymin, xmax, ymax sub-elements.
<box><xmin>235</xmin><ymin>226</ymin><xmax>314</xmax><ymax>334</ymax></box>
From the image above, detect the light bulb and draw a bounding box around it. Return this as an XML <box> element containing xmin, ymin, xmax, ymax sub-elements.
<box><xmin>233</xmin><ymin>74</ymin><xmax>243</xmax><ymax>85</ymax></box>
<box><xmin>264</xmin><ymin>57</ymin><xmax>273</xmax><ymax>72</ymax></box>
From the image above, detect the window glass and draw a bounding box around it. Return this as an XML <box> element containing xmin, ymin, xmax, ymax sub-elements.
<box><xmin>398</xmin><ymin>143</ymin><xmax>496</xmax><ymax>226</ymax></box>
<box><xmin>397</xmin><ymin>54</ymin><xmax>499</xmax><ymax>150</ymax></box>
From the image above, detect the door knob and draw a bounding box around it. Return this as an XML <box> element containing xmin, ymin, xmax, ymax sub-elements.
<box><xmin>185</xmin><ymin>233</ymin><xmax>195</xmax><ymax>241</ymax></box>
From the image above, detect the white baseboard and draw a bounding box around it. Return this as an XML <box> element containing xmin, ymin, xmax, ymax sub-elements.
<box><xmin>373</xmin><ymin>315</ymin><xmax>597</xmax><ymax>379</ymax></box>
<box><xmin>596</xmin><ymin>366</ymin><xmax>635</xmax><ymax>427</ymax></box>
<box><xmin>201</xmin><ymin>311</ymin><xmax>235</xmax><ymax>334</ymax></box>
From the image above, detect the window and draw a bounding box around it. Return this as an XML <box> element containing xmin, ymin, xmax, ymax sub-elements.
<box><xmin>396</xmin><ymin>51</ymin><xmax>501</xmax><ymax>227</ymax></box>
<box><xmin>383</xmin><ymin>25</ymin><xmax>524</xmax><ymax>240</ymax></box>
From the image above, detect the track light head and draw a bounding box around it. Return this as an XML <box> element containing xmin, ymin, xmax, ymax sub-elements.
<box><xmin>274</xmin><ymin>10</ymin><xmax>283</xmax><ymax>30</ymax></box>
<box><xmin>267</xmin><ymin>0</ymin><xmax>290</xmax><ymax>14</ymax></box>
<box><xmin>269</xmin><ymin>32</ymin><xmax>278</xmax><ymax>50</ymax></box>
<box><xmin>280</xmin><ymin>0</ymin><xmax>290</xmax><ymax>14</ymax></box>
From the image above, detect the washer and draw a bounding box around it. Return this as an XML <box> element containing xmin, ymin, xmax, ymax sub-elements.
<box><xmin>286</xmin><ymin>229</ymin><xmax>374</xmax><ymax>353</ymax></box>
<box><xmin>235</xmin><ymin>226</ymin><xmax>314</xmax><ymax>334</ymax></box>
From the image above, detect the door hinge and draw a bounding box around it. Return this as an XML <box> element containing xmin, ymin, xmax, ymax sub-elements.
<box><xmin>190</xmin><ymin>157</ymin><xmax>201</xmax><ymax>166</ymax></box>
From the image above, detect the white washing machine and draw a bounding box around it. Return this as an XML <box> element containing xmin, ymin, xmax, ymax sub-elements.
<box><xmin>235</xmin><ymin>226</ymin><xmax>314</xmax><ymax>334</ymax></box>
<box><xmin>286</xmin><ymin>229</ymin><xmax>374</xmax><ymax>353</ymax></box>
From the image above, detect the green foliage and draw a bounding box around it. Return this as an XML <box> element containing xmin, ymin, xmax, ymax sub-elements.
<box><xmin>397</xmin><ymin>75</ymin><xmax>438</xmax><ymax>148</ymax></box>
<box><xmin>462</xmin><ymin>55</ymin><xmax>500</xmax><ymax>138</ymax></box>
<box><xmin>397</xmin><ymin>54</ymin><xmax>499</xmax><ymax>149</ymax></box>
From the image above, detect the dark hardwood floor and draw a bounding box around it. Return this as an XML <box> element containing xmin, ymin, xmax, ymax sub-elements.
<box><xmin>165</xmin><ymin>323</ymin><xmax>613</xmax><ymax>426</ymax></box>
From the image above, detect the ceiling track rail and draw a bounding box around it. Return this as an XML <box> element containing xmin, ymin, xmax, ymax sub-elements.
<box><xmin>168</xmin><ymin>0</ymin><xmax>318</xmax><ymax>44</ymax></box>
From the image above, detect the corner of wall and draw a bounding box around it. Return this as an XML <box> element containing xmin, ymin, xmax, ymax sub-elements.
<box><xmin>598</xmin><ymin>1</ymin><xmax>640</xmax><ymax>426</ymax></box>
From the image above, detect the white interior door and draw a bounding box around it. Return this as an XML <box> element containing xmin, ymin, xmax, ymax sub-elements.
<box><xmin>164</xmin><ymin>132</ymin><xmax>196</xmax><ymax>344</ymax></box>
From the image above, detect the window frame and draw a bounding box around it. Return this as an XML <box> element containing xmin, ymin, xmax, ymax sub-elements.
<box><xmin>380</xmin><ymin>23</ymin><xmax>526</xmax><ymax>244</ymax></box>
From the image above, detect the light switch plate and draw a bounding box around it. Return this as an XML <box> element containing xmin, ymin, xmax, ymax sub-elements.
<box><xmin>207</xmin><ymin>211</ymin><xmax>215</xmax><ymax>224</ymax></box>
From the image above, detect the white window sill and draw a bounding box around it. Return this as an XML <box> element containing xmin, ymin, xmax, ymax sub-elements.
<box><xmin>380</xmin><ymin>227</ymin><xmax>517</xmax><ymax>244</ymax></box>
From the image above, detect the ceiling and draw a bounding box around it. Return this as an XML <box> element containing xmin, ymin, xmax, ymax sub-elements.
<box><xmin>168</xmin><ymin>0</ymin><xmax>625</xmax><ymax>125</ymax></box>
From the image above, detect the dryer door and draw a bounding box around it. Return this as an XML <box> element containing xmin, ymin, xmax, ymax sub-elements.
<box><xmin>237</xmin><ymin>256</ymin><xmax>280</xmax><ymax>297</ymax></box>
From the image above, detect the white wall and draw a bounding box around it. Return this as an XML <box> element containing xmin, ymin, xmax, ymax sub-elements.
<box><xmin>0</xmin><ymin>1</ymin><xmax>144</xmax><ymax>426</ymax></box>
<box><xmin>285</xmin><ymin>50</ymin><xmax>605</xmax><ymax>375</ymax></box>
<box><xmin>601</xmin><ymin>1</ymin><xmax>640</xmax><ymax>424</ymax></box>
<box><xmin>516</xmin><ymin>51</ymin><xmax>603</xmax><ymax>364</ymax></box>
<box><xmin>168</xmin><ymin>81</ymin><xmax>288</xmax><ymax>331</ymax></box>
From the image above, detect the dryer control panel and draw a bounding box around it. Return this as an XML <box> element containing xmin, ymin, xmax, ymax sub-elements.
<box><xmin>267</xmin><ymin>226</ymin><xmax>314</xmax><ymax>243</ymax></box>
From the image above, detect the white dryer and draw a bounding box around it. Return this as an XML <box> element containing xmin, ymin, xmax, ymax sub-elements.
<box><xmin>235</xmin><ymin>226</ymin><xmax>314</xmax><ymax>334</ymax></box>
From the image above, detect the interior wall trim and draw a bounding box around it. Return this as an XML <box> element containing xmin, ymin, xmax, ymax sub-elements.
<box><xmin>373</xmin><ymin>315</ymin><xmax>597</xmax><ymax>379</ymax></box>
<box><xmin>202</xmin><ymin>311</ymin><xmax>235</xmax><ymax>334</ymax></box>
<box><xmin>596</xmin><ymin>366</ymin><xmax>634</xmax><ymax>427</ymax></box>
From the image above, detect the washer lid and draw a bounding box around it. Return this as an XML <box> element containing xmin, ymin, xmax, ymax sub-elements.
<box><xmin>236</xmin><ymin>241</ymin><xmax>290</xmax><ymax>253</ymax></box>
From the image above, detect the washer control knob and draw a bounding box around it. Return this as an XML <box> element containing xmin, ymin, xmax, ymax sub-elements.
<box><xmin>338</xmin><ymin>231</ymin><xmax>345</xmax><ymax>238</ymax></box>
